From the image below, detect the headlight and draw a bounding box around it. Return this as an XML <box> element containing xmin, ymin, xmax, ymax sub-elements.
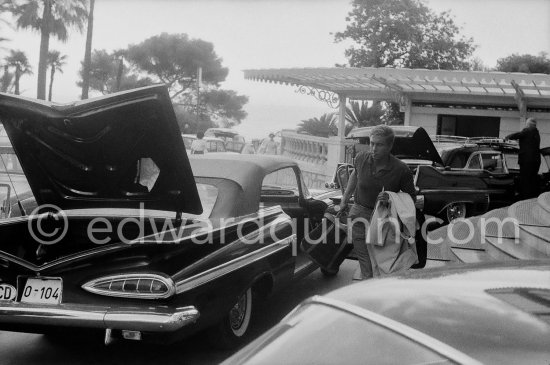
<box><xmin>82</xmin><ymin>273</ymin><xmax>176</xmax><ymax>299</ymax></box>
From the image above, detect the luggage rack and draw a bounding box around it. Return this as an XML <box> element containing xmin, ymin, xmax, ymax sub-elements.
<box><xmin>431</xmin><ymin>135</ymin><xmax>518</xmax><ymax>148</ymax></box>
<box><xmin>465</xmin><ymin>137</ymin><xmax>518</xmax><ymax>148</ymax></box>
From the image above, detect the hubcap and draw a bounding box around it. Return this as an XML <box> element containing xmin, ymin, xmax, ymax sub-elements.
<box><xmin>230</xmin><ymin>292</ymin><xmax>247</xmax><ymax>331</ymax></box>
<box><xmin>447</xmin><ymin>203</ymin><xmax>466</xmax><ymax>221</ymax></box>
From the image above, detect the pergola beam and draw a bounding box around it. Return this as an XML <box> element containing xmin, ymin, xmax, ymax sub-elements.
<box><xmin>371</xmin><ymin>76</ymin><xmax>411</xmax><ymax>112</ymax></box>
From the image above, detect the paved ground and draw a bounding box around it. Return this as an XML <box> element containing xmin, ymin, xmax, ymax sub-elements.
<box><xmin>0</xmin><ymin>260</ymin><xmax>359</xmax><ymax>365</ymax></box>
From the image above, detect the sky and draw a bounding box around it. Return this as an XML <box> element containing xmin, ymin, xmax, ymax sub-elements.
<box><xmin>1</xmin><ymin>0</ymin><xmax>549</xmax><ymax>140</ymax></box>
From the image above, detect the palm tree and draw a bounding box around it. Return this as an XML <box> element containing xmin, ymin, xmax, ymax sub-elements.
<box><xmin>297</xmin><ymin>113</ymin><xmax>338</xmax><ymax>138</ymax></box>
<box><xmin>1</xmin><ymin>65</ymin><xmax>14</xmax><ymax>92</ymax></box>
<box><xmin>47</xmin><ymin>50</ymin><xmax>67</xmax><ymax>101</ymax></box>
<box><xmin>80</xmin><ymin>0</ymin><xmax>94</xmax><ymax>99</ymax></box>
<box><xmin>346</xmin><ymin>100</ymin><xmax>385</xmax><ymax>128</ymax></box>
<box><xmin>5</xmin><ymin>50</ymin><xmax>33</xmax><ymax>95</ymax></box>
<box><xmin>0</xmin><ymin>1</ymin><xmax>13</xmax><ymax>48</ymax></box>
<box><xmin>12</xmin><ymin>0</ymin><xmax>88</xmax><ymax>99</ymax></box>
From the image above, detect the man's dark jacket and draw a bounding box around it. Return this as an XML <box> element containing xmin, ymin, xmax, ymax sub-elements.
<box><xmin>506</xmin><ymin>127</ymin><xmax>541</xmax><ymax>168</ymax></box>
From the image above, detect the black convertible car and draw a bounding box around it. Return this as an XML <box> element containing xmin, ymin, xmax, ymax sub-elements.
<box><xmin>0</xmin><ymin>86</ymin><xmax>327</xmax><ymax>347</ymax></box>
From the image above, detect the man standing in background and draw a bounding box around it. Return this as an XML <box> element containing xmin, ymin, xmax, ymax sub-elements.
<box><xmin>506</xmin><ymin>117</ymin><xmax>541</xmax><ymax>199</ymax></box>
<box><xmin>259</xmin><ymin>133</ymin><xmax>278</xmax><ymax>155</ymax></box>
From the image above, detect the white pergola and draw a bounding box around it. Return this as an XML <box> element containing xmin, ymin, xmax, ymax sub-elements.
<box><xmin>244</xmin><ymin>67</ymin><xmax>550</xmax><ymax>139</ymax></box>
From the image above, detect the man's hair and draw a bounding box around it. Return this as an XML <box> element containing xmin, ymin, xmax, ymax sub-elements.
<box><xmin>197</xmin><ymin>131</ymin><xmax>205</xmax><ymax>139</ymax></box>
<box><xmin>526</xmin><ymin>117</ymin><xmax>537</xmax><ymax>127</ymax></box>
<box><xmin>370</xmin><ymin>125</ymin><xmax>395</xmax><ymax>145</ymax></box>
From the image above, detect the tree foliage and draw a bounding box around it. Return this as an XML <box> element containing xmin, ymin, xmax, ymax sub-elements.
<box><xmin>124</xmin><ymin>33</ymin><xmax>228</xmax><ymax>99</ymax></box>
<box><xmin>335</xmin><ymin>0</ymin><xmax>476</xmax><ymax>124</ymax></box>
<box><xmin>46</xmin><ymin>49</ymin><xmax>66</xmax><ymax>101</ymax></box>
<box><xmin>496</xmin><ymin>52</ymin><xmax>550</xmax><ymax>74</ymax></box>
<box><xmin>1</xmin><ymin>65</ymin><xmax>14</xmax><ymax>92</ymax></box>
<box><xmin>11</xmin><ymin>0</ymin><xmax>88</xmax><ymax>99</ymax></box>
<box><xmin>335</xmin><ymin>0</ymin><xmax>476</xmax><ymax>69</ymax></box>
<box><xmin>202</xmin><ymin>89</ymin><xmax>248</xmax><ymax>127</ymax></box>
<box><xmin>297</xmin><ymin>113</ymin><xmax>338</xmax><ymax>138</ymax></box>
<box><xmin>4</xmin><ymin>49</ymin><xmax>32</xmax><ymax>94</ymax></box>
<box><xmin>76</xmin><ymin>49</ymin><xmax>154</xmax><ymax>94</ymax></box>
<box><xmin>0</xmin><ymin>0</ymin><xmax>14</xmax><ymax>46</ymax></box>
<box><xmin>346</xmin><ymin>100</ymin><xmax>384</xmax><ymax>128</ymax></box>
<box><xmin>78</xmin><ymin>33</ymin><xmax>248</xmax><ymax>128</ymax></box>
<box><xmin>81</xmin><ymin>0</ymin><xmax>95</xmax><ymax>99</ymax></box>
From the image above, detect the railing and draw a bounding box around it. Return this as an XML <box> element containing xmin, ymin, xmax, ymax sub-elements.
<box><xmin>280</xmin><ymin>130</ymin><xmax>354</xmax><ymax>189</ymax></box>
<box><xmin>281</xmin><ymin>130</ymin><xmax>329</xmax><ymax>166</ymax></box>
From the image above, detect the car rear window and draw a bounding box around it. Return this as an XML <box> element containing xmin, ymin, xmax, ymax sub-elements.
<box><xmin>196</xmin><ymin>183</ymin><xmax>218</xmax><ymax>217</ymax></box>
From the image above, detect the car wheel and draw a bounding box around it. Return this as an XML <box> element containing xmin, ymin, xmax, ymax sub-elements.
<box><xmin>209</xmin><ymin>287</ymin><xmax>255</xmax><ymax>349</ymax></box>
<box><xmin>321</xmin><ymin>268</ymin><xmax>339</xmax><ymax>277</ymax></box>
<box><xmin>446</xmin><ymin>202</ymin><xmax>467</xmax><ymax>222</ymax></box>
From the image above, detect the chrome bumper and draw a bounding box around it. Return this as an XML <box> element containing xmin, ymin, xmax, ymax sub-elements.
<box><xmin>0</xmin><ymin>302</ymin><xmax>199</xmax><ymax>332</ymax></box>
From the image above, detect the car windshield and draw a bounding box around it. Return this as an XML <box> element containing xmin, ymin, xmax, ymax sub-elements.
<box><xmin>229</xmin><ymin>304</ymin><xmax>455</xmax><ymax>365</ymax></box>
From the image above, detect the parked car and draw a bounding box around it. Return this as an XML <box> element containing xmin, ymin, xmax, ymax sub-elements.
<box><xmin>223</xmin><ymin>261</ymin><xmax>550</xmax><ymax>365</ymax></box>
<box><xmin>0</xmin><ymin>135</ymin><xmax>34</xmax><ymax>218</ymax></box>
<box><xmin>0</xmin><ymin>86</ymin><xmax>329</xmax><ymax>348</ymax></box>
<box><xmin>204</xmin><ymin>127</ymin><xmax>246</xmax><ymax>153</ymax></box>
<box><xmin>181</xmin><ymin>133</ymin><xmax>229</xmax><ymax>153</ymax></box>
<box><xmin>433</xmin><ymin>136</ymin><xmax>550</xmax><ymax>207</ymax></box>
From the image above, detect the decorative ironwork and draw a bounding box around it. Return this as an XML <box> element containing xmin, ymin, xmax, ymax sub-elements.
<box><xmin>295</xmin><ymin>85</ymin><xmax>340</xmax><ymax>108</ymax></box>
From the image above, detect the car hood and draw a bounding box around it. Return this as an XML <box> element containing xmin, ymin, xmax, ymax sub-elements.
<box><xmin>348</xmin><ymin>126</ymin><xmax>443</xmax><ymax>165</ymax></box>
<box><xmin>0</xmin><ymin>86</ymin><xmax>202</xmax><ymax>214</ymax></box>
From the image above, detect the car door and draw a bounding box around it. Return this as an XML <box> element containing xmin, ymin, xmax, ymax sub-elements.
<box><xmin>467</xmin><ymin>151</ymin><xmax>515</xmax><ymax>207</ymax></box>
<box><xmin>260</xmin><ymin>166</ymin><xmax>326</xmax><ymax>244</ymax></box>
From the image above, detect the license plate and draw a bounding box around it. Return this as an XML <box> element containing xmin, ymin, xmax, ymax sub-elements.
<box><xmin>20</xmin><ymin>278</ymin><xmax>62</xmax><ymax>305</ymax></box>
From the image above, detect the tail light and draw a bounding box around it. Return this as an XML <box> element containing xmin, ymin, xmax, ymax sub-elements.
<box><xmin>82</xmin><ymin>274</ymin><xmax>175</xmax><ymax>299</ymax></box>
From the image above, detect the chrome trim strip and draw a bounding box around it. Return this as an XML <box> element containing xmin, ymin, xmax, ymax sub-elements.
<box><xmin>421</xmin><ymin>189</ymin><xmax>490</xmax><ymax>194</ymax></box>
<box><xmin>137</xmin><ymin>205</ymin><xmax>284</xmax><ymax>244</ymax></box>
<box><xmin>0</xmin><ymin>244</ymin><xmax>127</xmax><ymax>272</ymax></box>
<box><xmin>82</xmin><ymin>273</ymin><xmax>176</xmax><ymax>299</ymax></box>
<box><xmin>0</xmin><ymin>302</ymin><xmax>199</xmax><ymax>332</ymax></box>
<box><xmin>307</xmin><ymin>296</ymin><xmax>483</xmax><ymax>365</ymax></box>
<box><xmin>175</xmin><ymin>235</ymin><xmax>295</xmax><ymax>294</ymax></box>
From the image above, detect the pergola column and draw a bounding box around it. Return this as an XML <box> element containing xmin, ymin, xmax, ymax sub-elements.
<box><xmin>338</xmin><ymin>93</ymin><xmax>346</xmax><ymax>139</ymax></box>
<box><xmin>334</xmin><ymin>93</ymin><xmax>347</xmax><ymax>163</ymax></box>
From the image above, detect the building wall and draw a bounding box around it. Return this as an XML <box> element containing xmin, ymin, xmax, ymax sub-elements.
<box><xmin>409</xmin><ymin>106</ymin><xmax>550</xmax><ymax>147</ymax></box>
<box><xmin>408</xmin><ymin>112</ymin><xmax>438</xmax><ymax>135</ymax></box>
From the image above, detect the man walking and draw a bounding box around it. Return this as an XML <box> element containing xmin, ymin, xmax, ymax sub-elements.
<box><xmin>339</xmin><ymin>125</ymin><xmax>416</xmax><ymax>280</ymax></box>
<box><xmin>506</xmin><ymin>117</ymin><xmax>541</xmax><ymax>199</ymax></box>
